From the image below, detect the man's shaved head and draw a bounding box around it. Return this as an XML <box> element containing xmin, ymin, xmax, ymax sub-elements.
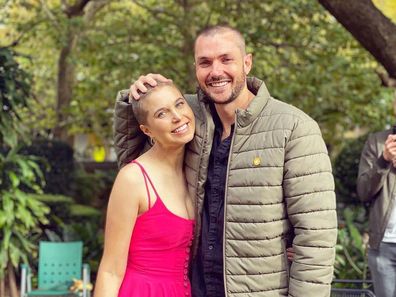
<box><xmin>194</xmin><ymin>25</ymin><xmax>246</xmax><ymax>55</ymax></box>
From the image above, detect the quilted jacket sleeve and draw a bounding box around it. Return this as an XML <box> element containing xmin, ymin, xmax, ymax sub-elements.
<box><xmin>113</xmin><ymin>90</ymin><xmax>150</xmax><ymax>168</ymax></box>
<box><xmin>283</xmin><ymin>118</ymin><xmax>337</xmax><ymax>297</ymax></box>
<box><xmin>356</xmin><ymin>133</ymin><xmax>391</xmax><ymax>202</ymax></box>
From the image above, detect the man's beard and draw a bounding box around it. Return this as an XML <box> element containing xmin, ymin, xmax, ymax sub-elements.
<box><xmin>200</xmin><ymin>74</ymin><xmax>246</xmax><ymax>105</ymax></box>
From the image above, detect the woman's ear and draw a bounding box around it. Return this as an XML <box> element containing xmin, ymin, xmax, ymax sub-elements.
<box><xmin>140</xmin><ymin>124</ymin><xmax>152</xmax><ymax>138</ymax></box>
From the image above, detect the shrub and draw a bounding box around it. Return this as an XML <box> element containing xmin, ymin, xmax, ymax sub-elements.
<box><xmin>334</xmin><ymin>135</ymin><xmax>368</xmax><ymax>204</ymax></box>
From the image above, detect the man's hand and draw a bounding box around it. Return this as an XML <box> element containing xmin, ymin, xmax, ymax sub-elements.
<box><xmin>286</xmin><ymin>247</ymin><xmax>294</xmax><ymax>261</ymax></box>
<box><xmin>383</xmin><ymin>134</ymin><xmax>396</xmax><ymax>164</ymax></box>
<box><xmin>128</xmin><ymin>73</ymin><xmax>171</xmax><ymax>102</ymax></box>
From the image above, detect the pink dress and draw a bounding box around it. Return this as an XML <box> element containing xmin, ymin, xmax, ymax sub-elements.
<box><xmin>117</xmin><ymin>161</ymin><xmax>195</xmax><ymax>297</ymax></box>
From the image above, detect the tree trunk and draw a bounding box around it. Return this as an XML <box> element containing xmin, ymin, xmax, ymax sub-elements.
<box><xmin>7</xmin><ymin>262</ymin><xmax>18</xmax><ymax>297</ymax></box>
<box><xmin>318</xmin><ymin>0</ymin><xmax>396</xmax><ymax>80</ymax></box>
<box><xmin>181</xmin><ymin>31</ymin><xmax>196</xmax><ymax>93</ymax></box>
<box><xmin>52</xmin><ymin>0</ymin><xmax>109</xmax><ymax>145</ymax></box>
<box><xmin>53</xmin><ymin>31</ymin><xmax>77</xmax><ymax>146</ymax></box>
<box><xmin>0</xmin><ymin>275</ymin><xmax>6</xmax><ymax>297</ymax></box>
<box><xmin>180</xmin><ymin>1</ymin><xmax>196</xmax><ymax>93</ymax></box>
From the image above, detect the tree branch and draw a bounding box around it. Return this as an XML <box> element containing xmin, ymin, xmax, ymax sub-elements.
<box><xmin>376</xmin><ymin>70</ymin><xmax>396</xmax><ymax>88</ymax></box>
<box><xmin>318</xmin><ymin>0</ymin><xmax>396</xmax><ymax>80</ymax></box>
<box><xmin>83</xmin><ymin>0</ymin><xmax>110</xmax><ymax>22</ymax></box>
<box><xmin>64</xmin><ymin>0</ymin><xmax>92</xmax><ymax>17</ymax></box>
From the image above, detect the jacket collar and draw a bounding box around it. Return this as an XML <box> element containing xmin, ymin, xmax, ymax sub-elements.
<box><xmin>197</xmin><ymin>77</ymin><xmax>271</xmax><ymax>127</ymax></box>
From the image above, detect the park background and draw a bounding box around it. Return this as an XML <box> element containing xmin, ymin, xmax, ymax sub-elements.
<box><xmin>1</xmin><ymin>0</ymin><xmax>396</xmax><ymax>296</ymax></box>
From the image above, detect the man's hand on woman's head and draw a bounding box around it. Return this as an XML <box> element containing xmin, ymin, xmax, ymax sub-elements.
<box><xmin>383</xmin><ymin>134</ymin><xmax>396</xmax><ymax>163</ymax></box>
<box><xmin>128</xmin><ymin>73</ymin><xmax>172</xmax><ymax>102</ymax></box>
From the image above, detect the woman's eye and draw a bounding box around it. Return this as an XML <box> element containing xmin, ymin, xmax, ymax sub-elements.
<box><xmin>157</xmin><ymin>112</ymin><xmax>166</xmax><ymax>118</ymax></box>
<box><xmin>176</xmin><ymin>101</ymin><xmax>185</xmax><ymax>108</ymax></box>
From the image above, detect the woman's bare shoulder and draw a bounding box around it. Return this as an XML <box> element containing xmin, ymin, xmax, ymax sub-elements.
<box><xmin>111</xmin><ymin>163</ymin><xmax>145</xmax><ymax>200</ymax></box>
<box><xmin>116</xmin><ymin>162</ymin><xmax>143</xmax><ymax>182</ymax></box>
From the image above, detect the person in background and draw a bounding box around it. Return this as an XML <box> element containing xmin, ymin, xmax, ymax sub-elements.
<box><xmin>357</xmin><ymin>127</ymin><xmax>396</xmax><ymax>297</ymax></box>
<box><xmin>114</xmin><ymin>25</ymin><xmax>337</xmax><ymax>297</ymax></box>
<box><xmin>95</xmin><ymin>81</ymin><xmax>196</xmax><ymax>297</ymax></box>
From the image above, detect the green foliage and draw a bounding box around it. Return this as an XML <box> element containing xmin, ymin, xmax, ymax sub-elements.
<box><xmin>69</xmin><ymin>165</ymin><xmax>114</xmax><ymax>205</ymax></box>
<box><xmin>33</xmin><ymin>193</ymin><xmax>104</xmax><ymax>275</ymax></box>
<box><xmin>2</xmin><ymin>1</ymin><xmax>395</xmax><ymax>281</ymax></box>
<box><xmin>0</xmin><ymin>46</ymin><xmax>30</xmax><ymax>146</ymax></box>
<box><xmin>26</xmin><ymin>159</ymin><xmax>115</xmax><ymax>275</ymax></box>
<box><xmin>20</xmin><ymin>139</ymin><xmax>115</xmax><ymax>275</ymax></box>
<box><xmin>0</xmin><ymin>47</ymin><xmax>49</xmax><ymax>278</ymax></box>
<box><xmin>334</xmin><ymin>135</ymin><xmax>368</xmax><ymax>204</ymax></box>
<box><xmin>335</xmin><ymin>205</ymin><xmax>370</xmax><ymax>282</ymax></box>
<box><xmin>2</xmin><ymin>0</ymin><xmax>393</xmax><ymax>154</ymax></box>
<box><xmin>225</xmin><ymin>0</ymin><xmax>393</xmax><ymax>153</ymax></box>
<box><xmin>21</xmin><ymin>138</ymin><xmax>115</xmax><ymax>203</ymax></box>
<box><xmin>20</xmin><ymin>139</ymin><xmax>75</xmax><ymax>195</ymax></box>
<box><xmin>69</xmin><ymin>204</ymin><xmax>101</xmax><ymax>217</ymax></box>
<box><xmin>0</xmin><ymin>149</ymin><xmax>50</xmax><ymax>274</ymax></box>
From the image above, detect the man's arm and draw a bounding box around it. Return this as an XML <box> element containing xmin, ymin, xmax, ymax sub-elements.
<box><xmin>356</xmin><ymin>133</ymin><xmax>392</xmax><ymax>202</ymax></box>
<box><xmin>283</xmin><ymin>119</ymin><xmax>337</xmax><ymax>297</ymax></box>
<box><xmin>113</xmin><ymin>74</ymin><xmax>171</xmax><ymax>168</ymax></box>
<box><xmin>113</xmin><ymin>90</ymin><xmax>148</xmax><ymax>168</ymax></box>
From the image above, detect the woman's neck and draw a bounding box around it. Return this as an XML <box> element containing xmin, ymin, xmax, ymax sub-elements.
<box><xmin>143</xmin><ymin>144</ymin><xmax>185</xmax><ymax>173</ymax></box>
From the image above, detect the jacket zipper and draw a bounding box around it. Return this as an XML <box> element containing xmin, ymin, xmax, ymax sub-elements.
<box><xmin>193</xmin><ymin>101</ymin><xmax>210</xmax><ymax>256</ymax></box>
<box><xmin>379</xmin><ymin>185</ymin><xmax>396</xmax><ymax>245</ymax></box>
<box><xmin>223</xmin><ymin>111</ymin><xmax>238</xmax><ymax>297</ymax></box>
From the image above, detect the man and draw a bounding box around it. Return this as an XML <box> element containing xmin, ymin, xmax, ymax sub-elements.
<box><xmin>357</xmin><ymin>129</ymin><xmax>396</xmax><ymax>297</ymax></box>
<box><xmin>113</xmin><ymin>25</ymin><xmax>337</xmax><ymax>297</ymax></box>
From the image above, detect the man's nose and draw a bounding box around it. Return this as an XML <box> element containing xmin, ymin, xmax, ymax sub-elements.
<box><xmin>210</xmin><ymin>60</ymin><xmax>223</xmax><ymax>76</ymax></box>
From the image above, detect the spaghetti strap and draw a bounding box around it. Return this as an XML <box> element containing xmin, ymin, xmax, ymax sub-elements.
<box><xmin>131</xmin><ymin>160</ymin><xmax>151</xmax><ymax>208</ymax></box>
<box><xmin>131</xmin><ymin>160</ymin><xmax>160</xmax><ymax>208</ymax></box>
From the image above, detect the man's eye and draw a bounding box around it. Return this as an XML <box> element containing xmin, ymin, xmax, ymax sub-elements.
<box><xmin>223</xmin><ymin>58</ymin><xmax>232</xmax><ymax>63</ymax></box>
<box><xmin>199</xmin><ymin>61</ymin><xmax>210</xmax><ymax>67</ymax></box>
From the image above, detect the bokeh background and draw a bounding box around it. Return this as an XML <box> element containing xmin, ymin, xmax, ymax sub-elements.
<box><xmin>1</xmin><ymin>0</ymin><xmax>396</xmax><ymax>296</ymax></box>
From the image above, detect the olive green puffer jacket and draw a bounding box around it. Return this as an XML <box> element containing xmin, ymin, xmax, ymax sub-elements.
<box><xmin>113</xmin><ymin>78</ymin><xmax>337</xmax><ymax>297</ymax></box>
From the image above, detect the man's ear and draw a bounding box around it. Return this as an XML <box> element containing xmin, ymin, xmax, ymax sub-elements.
<box><xmin>244</xmin><ymin>53</ymin><xmax>253</xmax><ymax>75</ymax></box>
<box><xmin>140</xmin><ymin>124</ymin><xmax>152</xmax><ymax>138</ymax></box>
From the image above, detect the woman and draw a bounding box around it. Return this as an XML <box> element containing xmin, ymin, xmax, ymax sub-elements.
<box><xmin>94</xmin><ymin>81</ymin><xmax>196</xmax><ymax>297</ymax></box>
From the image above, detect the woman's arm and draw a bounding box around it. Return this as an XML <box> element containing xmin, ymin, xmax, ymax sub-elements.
<box><xmin>94</xmin><ymin>165</ymin><xmax>142</xmax><ymax>297</ymax></box>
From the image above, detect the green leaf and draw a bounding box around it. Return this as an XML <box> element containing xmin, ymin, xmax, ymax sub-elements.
<box><xmin>9</xmin><ymin>242</ymin><xmax>21</xmax><ymax>268</ymax></box>
<box><xmin>8</xmin><ymin>171</ymin><xmax>20</xmax><ymax>188</ymax></box>
<box><xmin>69</xmin><ymin>204</ymin><xmax>101</xmax><ymax>217</ymax></box>
<box><xmin>348</xmin><ymin>223</ymin><xmax>364</xmax><ymax>256</ymax></box>
<box><xmin>32</xmin><ymin>193</ymin><xmax>74</xmax><ymax>204</ymax></box>
<box><xmin>0</xmin><ymin>211</ymin><xmax>6</xmax><ymax>228</ymax></box>
<box><xmin>1</xmin><ymin>229</ymin><xmax>12</xmax><ymax>251</ymax></box>
<box><xmin>0</xmin><ymin>249</ymin><xmax>9</xmax><ymax>273</ymax></box>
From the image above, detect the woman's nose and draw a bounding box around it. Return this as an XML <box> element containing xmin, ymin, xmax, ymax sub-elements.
<box><xmin>172</xmin><ymin>111</ymin><xmax>182</xmax><ymax>121</ymax></box>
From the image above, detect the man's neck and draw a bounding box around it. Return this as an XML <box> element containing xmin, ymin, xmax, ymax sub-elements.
<box><xmin>214</xmin><ymin>88</ymin><xmax>255</xmax><ymax>139</ymax></box>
